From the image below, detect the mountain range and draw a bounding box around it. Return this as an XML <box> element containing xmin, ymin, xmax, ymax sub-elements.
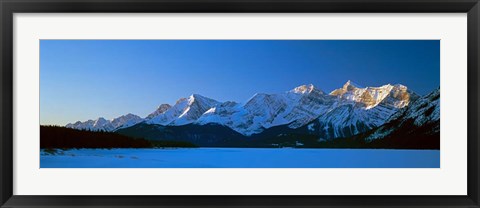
<box><xmin>65</xmin><ymin>81</ymin><xmax>439</xmax><ymax>148</ymax></box>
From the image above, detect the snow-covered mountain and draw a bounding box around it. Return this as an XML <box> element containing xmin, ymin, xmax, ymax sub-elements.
<box><xmin>196</xmin><ymin>84</ymin><xmax>334</xmax><ymax>135</ymax></box>
<box><xmin>146</xmin><ymin>94</ymin><xmax>220</xmax><ymax>126</ymax></box>
<box><xmin>66</xmin><ymin>81</ymin><xmax>422</xmax><ymax>141</ymax></box>
<box><xmin>308</xmin><ymin>81</ymin><xmax>420</xmax><ymax>139</ymax></box>
<box><xmin>363</xmin><ymin>88</ymin><xmax>440</xmax><ymax>142</ymax></box>
<box><xmin>196</xmin><ymin>81</ymin><xmax>417</xmax><ymax>138</ymax></box>
<box><xmin>330</xmin><ymin>80</ymin><xmax>416</xmax><ymax>109</ymax></box>
<box><xmin>66</xmin><ymin>113</ymin><xmax>143</xmax><ymax>131</ymax></box>
<box><xmin>388</xmin><ymin>88</ymin><xmax>439</xmax><ymax>126</ymax></box>
<box><xmin>146</xmin><ymin>104</ymin><xmax>172</xmax><ymax>119</ymax></box>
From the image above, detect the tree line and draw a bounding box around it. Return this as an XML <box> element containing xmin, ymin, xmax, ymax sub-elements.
<box><xmin>40</xmin><ymin>125</ymin><xmax>197</xmax><ymax>149</ymax></box>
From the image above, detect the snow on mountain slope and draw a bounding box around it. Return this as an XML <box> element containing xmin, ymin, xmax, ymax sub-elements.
<box><xmin>393</xmin><ymin>88</ymin><xmax>439</xmax><ymax>126</ymax></box>
<box><xmin>313</xmin><ymin>102</ymin><xmax>398</xmax><ymax>139</ymax></box>
<box><xmin>146</xmin><ymin>104</ymin><xmax>172</xmax><ymax>119</ymax></box>
<box><xmin>283</xmin><ymin>85</ymin><xmax>334</xmax><ymax>128</ymax></box>
<box><xmin>144</xmin><ymin>98</ymin><xmax>189</xmax><ymax>125</ymax></box>
<box><xmin>309</xmin><ymin>81</ymin><xmax>420</xmax><ymax>139</ymax></box>
<box><xmin>66</xmin><ymin>120</ymin><xmax>97</xmax><ymax>131</ymax></box>
<box><xmin>364</xmin><ymin>88</ymin><xmax>440</xmax><ymax>141</ymax></box>
<box><xmin>196</xmin><ymin>93</ymin><xmax>290</xmax><ymax>135</ymax></box>
<box><xmin>146</xmin><ymin>94</ymin><xmax>220</xmax><ymax>126</ymax></box>
<box><xmin>196</xmin><ymin>84</ymin><xmax>333</xmax><ymax>136</ymax></box>
<box><xmin>330</xmin><ymin>80</ymin><xmax>418</xmax><ymax>109</ymax></box>
<box><xmin>66</xmin><ymin>113</ymin><xmax>143</xmax><ymax>131</ymax></box>
<box><xmin>172</xmin><ymin>94</ymin><xmax>221</xmax><ymax>125</ymax></box>
<box><xmin>196</xmin><ymin>101</ymin><xmax>245</xmax><ymax>128</ymax></box>
<box><xmin>241</xmin><ymin>93</ymin><xmax>293</xmax><ymax>129</ymax></box>
<box><xmin>110</xmin><ymin>114</ymin><xmax>144</xmax><ymax>130</ymax></box>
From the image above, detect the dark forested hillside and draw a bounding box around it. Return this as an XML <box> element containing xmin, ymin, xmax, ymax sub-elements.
<box><xmin>41</xmin><ymin>125</ymin><xmax>151</xmax><ymax>148</ymax></box>
<box><xmin>115</xmin><ymin>123</ymin><xmax>248</xmax><ymax>147</ymax></box>
<box><xmin>40</xmin><ymin>125</ymin><xmax>197</xmax><ymax>149</ymax></box>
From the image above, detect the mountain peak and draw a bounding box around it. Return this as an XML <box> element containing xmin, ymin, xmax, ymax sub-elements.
<box><xmin>171</xmin><ymin>94</ymin><xmax>220</xmax><ymax>125</ymax></box>
<box><xmin>190</xmin><ymin>94</ymin><xmax>199</xmax><ymax>98</ymax></box>
<box><xmin>392</xmin><ymin>83</ymin><xmax>407</xmax><ymax>89</ymax></box>
<box><xmin>158</xmin><ymin>104</ymin><xmax>172</xmax><ymax>111</ymax></box>
<box><xmin>189</xmin><ymin>93</ymin><xmax>208</xmax><ymax>100</ymax></box>
<box><xmin>188</xmin><ymin>94</ymin><xmax>220</xmax><ymax>105</ymax></box>
<box><xmin>118</xmin><ymin>113</ymin><xmax>142</xmax><ymax>120</ymax></box>
<box><xmin>157</xmin><ymin>103</ymin><xmax>172</xmax><ymax>111</ymax></box>
<box><xmin>330</xmin><ymin>81</ymin><xmax>418</xmax><ymax>109</ymax></box>
<box><xmin>343</xmin><ymin>80</ymin><xmax>362</xmax><ymax>90</ymax></box>
<box><xmin>292</xmin><ymin>84</ymin><xmax>315</xmax><ymax>94</ymax></box>
<box><xmin>176</xmin><ymin>97</ymin><xmax>188</xmax><ymax>104</ymax></box>
<box><xmin>66</xmin><ymin>114</ymin><xmax>143</xmax><ymax>132</ymax></box>
<box><xmin>110</xmin><ymin>113</ymin><xmax>143</xmax><ymax>129</ymax></box>
<box><xmin>146</xmin><ymin>104</ymin><xmax>172</xmax><ymax>119</ymax></box>
<box><xmin>96</xmin><ymin>117</ymin><xmax>107</xmax><ymax>122</ymax></box>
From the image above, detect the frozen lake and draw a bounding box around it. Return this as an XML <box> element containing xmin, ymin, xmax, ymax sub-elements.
<box><xmin>40</xmin><ymin>148</ymin><xmax>440</xmax><ymax>168</ymax></box>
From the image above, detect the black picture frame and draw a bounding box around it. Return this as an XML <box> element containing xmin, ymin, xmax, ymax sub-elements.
<box><xmin>1</xmin><ymin>0</ymin><xmax>479</xmax><ymax>207</ymax></box>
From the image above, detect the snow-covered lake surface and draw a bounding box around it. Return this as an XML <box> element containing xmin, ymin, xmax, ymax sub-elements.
<box><xmin>40</xmin><ymin>148</ymin><xmax>440</xmax><ymax>168</ymax></box>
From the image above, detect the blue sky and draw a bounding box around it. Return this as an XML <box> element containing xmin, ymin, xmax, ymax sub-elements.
<box><xmin>40</xmin><ymin>40</ymin><xmax>439</xmax><ymax>125</ymax></box>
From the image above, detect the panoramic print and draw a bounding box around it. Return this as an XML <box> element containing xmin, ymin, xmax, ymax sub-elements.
<box><xmin>40</xmin><ymin>40</ymin><xmax>440</xmax><ymax>168</ymax></box>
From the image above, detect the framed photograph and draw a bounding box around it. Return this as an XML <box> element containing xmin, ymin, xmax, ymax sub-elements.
<box><xmin>1</xmin><ymin>0</ymin><xmax>479</xmax><ymax>207</ymax></box>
